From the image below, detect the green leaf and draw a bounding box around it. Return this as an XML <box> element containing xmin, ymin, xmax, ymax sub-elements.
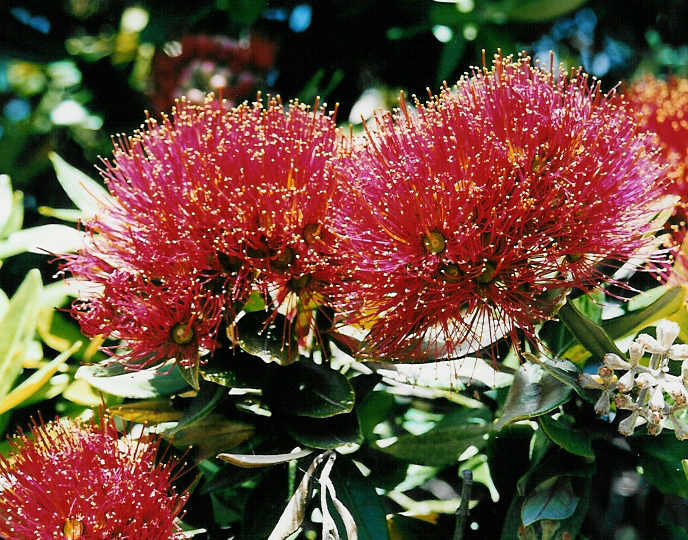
<box><xmin>0</xmin><ymin>175</ymin><xmax>13</xmax><ymax>234</ymax></box>
<box><xmin>165</xmin><ymin>414</ymin><xmax>254</xmax><ymax>459</ymax></box>
<box><xmin>628</xmin><ymin>285</ymin><xmax>669</xmax><ymax>311</ymax></box>
<box><xmin>109</xmin><ymin>399</ymin><xmax>184</xmax><ymax>423</ymax></box>
<box><xmin>49</xmin><ymin>152</ymin><xmax>113</xmax><ymax>218</ymax></box>
<box><xmin>387</xmin><ymin>515</ymin><xmax>439</xmax><ymax>540</ymax></box>
<box><xmin>505</xmin><ymin>0</ymin><xmax>588</xmax><ymax>22</ymax></box>
<box><xmin>0</xmin><ymin>341</ymin><xmax>80</xmax><ymax>415</ymax></box>
<box><xmin>0</xmin><ymin>269</ymin><xmax>42</xmax><ymax>400</ymax></box>
<box><xmin>18</xmin><ymin>374</ymin><xmax>70</xmax><ymax>408</ymax></box>
<box><xmin>496</xmin><ymin>363</ymin><xmax>572</xmax><ymax>429</ymax></box>
<box><xmin>37</xmin><ymin>206</ymin><xmax>82</xmax><ymax>222</ymax></box>
<box><xmin>0</xmin><ymin>224</ymin><xmax>85</xmax><ymax>258</ymax></box>
<box><xmin>357</xmin><ymin>390</ymin><xmax>395</xmax><ymax>440</ymax></box>
<box><xmin>242</xmin><ymin>291</ymin><xmax>266</xmax><ymax>313</ymax></box>
<box><xmin>331</xmin><ymin>459</ymin><xmax>390</xmax><ymax>540</ymax></box>
<box><xmin>558</xmin><ymin>299</ymin><xmax>623</xmax><ymax>359</ymax></box>
<box><xmin>75</xmin><ymin>362</ymin><xmax>188</xmax><ymax>399</ymax></box>
<box><xmin>287</xmin><ymin>413</ymin><xmax>363</xmax><ymax>450</ymax></box>
<box><xmin>275</xmin><ymin>360</ymin><xmax>355</xmax><ymax>418</ymax></box>
<box><xmin>521</xmin><ymin>477</ymin><xmax>579</xmax><ymax>527</ymax></box>
<box><xmin>167</xmin><ymin>382</ymin><xmax>225</xmax><ymax>435</ymax></box>
<box><xmin>235</xmin><ymin>311</ymin><xmax>298</xmax><ymax>365</ymax></box>
<box><xmin>517</xmin><ymin>450</ymin><xmax>595</xmax><ymax>497</ymax></box>
<box><xmin>218</xmin><ymin>448</ymin><xmax>314</xmax><ymax>468</ymax></box>
<box><xmin>217</xmin><ymin>0</ymin><xmax>265</xmax><ymax>25</ymax></box>
<box><xmin>37</xmin><ymin>308</ymin><xmax>106</xmax><ymax>363</ymax></box>
<box><xmin>436</xmin><ymin>35</ymin><xmax>466</xmax><ymax>87</ymax></box>
<box><xmin>521</xmin><ymin>353</ymin><xmax>588</xmax><ymax>401</ymax></box>
<box><xmin>635</xmin><ymin>434</ymin><xmax>688</xmax><ymax>498</ymax></box>
<box><xmin>0</xmin><ymin>190</ymin><xmax>23</xmax><ymax>240</ymax></box>
<box><xmin>603</xmin><ymin>286</ymin><xmax>685</xmax><ymax>340</ymax></box>
<box><xmin>377</xmin><ymin>420</ymin><xmax>492</xmax><ymax>467</ymax></box>
<box><xmin>242</xmin><ymin>466</ymin><xmax>290</xmax><ymax>539</ymax></box>
<box><xmin>538</xmin><ymin>415</ymin><xmax>594</xmax><ymax>459</ymax></box>
<box><xmin>0</xmin><ymin>289</ymin><xmax>9</xmax><ymax>322</ymax></box>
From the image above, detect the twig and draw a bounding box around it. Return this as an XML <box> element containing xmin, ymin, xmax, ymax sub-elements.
<box><xmin>453</xmin><ymin>469</ymin><xmax>473</xmax><ymax>540</ymax></box>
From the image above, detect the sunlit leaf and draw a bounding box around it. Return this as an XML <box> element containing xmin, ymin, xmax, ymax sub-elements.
<box><xmin>109</xmin><ymin>399</ymin><xmax>183</xmax><ymax>424</ymax></box>
<box><xmin>0</xmin><ymin>224</ymin><xmax>85</xmax><ymax>258</ymax></box>
<box><xmin>62</xmin><ymin>378</ymin><xmax>105</xmax><ymax>406</ymax></box>
<box><xmin>19</xmin><ymin>373</ymin><xmax>70</xmax><ymax>408</ymax></box>
<box><xmin>49</xmin><ymin>152</ymin><xmax>114</xmax><ymax>218</ymax></box>
<box><xmin>0</xmin><ymin>190</ymin><xmax>23</xmax><ymax>240</ymax></box>
<box><xmin>37</xmin><ymin>206</ymin><xmax>82</xmax><ymax>222</ymax></box>
<box><xmin>0</xmin><ymin>269</ymin><xmax>42</xmax><ymax>400</ymax></box>
<box><xmin>0</xmin><ymin>341</ymin><xmax>80</xmax><ymax>415</ymax></box>
<box><xmin>377</xmin><ymin>413</ymin><xmax>492</xmax><ymax>467</ymax></box>
<box><xmin>0</xmin><ymin>175</ymin><xmax>12</xmax><ymax>234</ymax></box>
<box><xmin>165</xmin><ymin>414</ymin><xmax>254</xmax><ymax>458</ymax></box>
<box><xmin>603</xmin><ymin>285</ymin><xmax>685</xmax><ymax>340</ymax></box>
<box><xmin>75</xmin><ymin>361</ymin><xmax>188</xmax><ymax>399</ymax></box>
<box><xmin>218</xmin><ymin>448</ymin><xmax>314</xmax><ymax>468</ymax></box>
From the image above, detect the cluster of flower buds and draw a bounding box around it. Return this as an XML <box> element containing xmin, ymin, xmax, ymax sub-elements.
<box><xmin>581</xmin><ymin>319</ymin><xmax>688</xmax><ymax>438</ymax></box>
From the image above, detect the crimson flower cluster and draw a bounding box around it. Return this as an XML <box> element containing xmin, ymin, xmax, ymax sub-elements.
<box><xmin>65</xmin><ymin>53</ymin><xmax>668</xmax><ymax>367</ymax></box>
<box><xmin>64</xmin><ymin>96</ymin><xmax>344</xmax><ymax>369</ymax></box>
<box><xmin>334</xmin><ymin>54</ymin><xmax>667</xmax><ymax>360</ymax></box>
<box><xmin>627</xmin><ymin>75</ymin><xmax>688</xmax><ymax>246</ymax></box>
<box><xmin>0</xmin><ymin>416</ymin><xmax>186</xmax><ymax>539</ymax></box>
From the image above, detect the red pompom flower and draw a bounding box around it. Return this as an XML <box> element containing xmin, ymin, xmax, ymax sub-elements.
<box><xmin>336</xmin><ymin>53</ymin><xmax>668</xmax><ymax>361</ymax></box>
<box><xmin>63</xmin><ymin>96</ymin><xmax>344</xmax><ymax>370</ymax></box>
<box><xmin>627</xmin><ymin>75</ymin><xmax>688</xmax><ymax>246</ymax></box>
<box><xmin>0</xmin><ymin>416</ymin><xmax>187</xmax><ymax>539</ymax></box>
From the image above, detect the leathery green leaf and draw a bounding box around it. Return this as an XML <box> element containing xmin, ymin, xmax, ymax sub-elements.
<box><xmin>496</xmin><ymin>363</ymin><xmax>572</xmax><ymax>430</ymax></box>
<box><xmin>0</xmin><ymin>269</ymin><xmax>42</xmax><ymax>401</ymax></box>
<box><xmin>49</xmin><ymin>152</ymin><xmax>113</xmax><ymax>218</ymax></box>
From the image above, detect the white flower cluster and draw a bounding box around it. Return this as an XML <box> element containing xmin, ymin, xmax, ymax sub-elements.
<box><xmin>580</xmin><ymin>320</ymin><xmax>688</xmax><ymax>438</ymax></box>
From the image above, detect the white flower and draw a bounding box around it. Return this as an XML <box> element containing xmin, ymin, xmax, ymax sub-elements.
<box><xmin>648</xmin><ymin>387</ymin><xmax>665</xmax><ymax>411</ymax></box>
<box><xmin>635</xmin><ymin>372</ymin><xmax>656</xmax><ymax>389</ymax></box>
<box><xmin>603</xmin><ymin>353</ymin><xmax>630</xmax><ymax>371</ymax></box>
<box><xmin>617</xmin><ymin>370</ymin><xmax>635</xmax><ymax>393</ymax></box>
<box><xmin>619</xmin><ymin>411</ymin><xmax>640</xmax><ymax>436</ymax></box>
<box><xmin>668</xmin><ymin>414</ymin><xmax>688</xmax><ymax>440</ymax></box>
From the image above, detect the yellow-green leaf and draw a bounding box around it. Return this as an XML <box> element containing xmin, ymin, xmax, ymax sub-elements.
<box><xmin>0</xmin><ymin>341</ymin><xmax>80</xmax><ymax>415</ymax></box>
<box><xmin>49</xmin><ymin>152</ymin><xmax>114</xmax><ymax>218</ymax></box>
<box><xmin>110</xmin><ymin>399</ymin><xmax>184</xmax><ymax>424</ymax></box>
<box><xmin>0</xmin><ymin>269</ymin><xmax>42</xmax><ymax>399</ymax></box>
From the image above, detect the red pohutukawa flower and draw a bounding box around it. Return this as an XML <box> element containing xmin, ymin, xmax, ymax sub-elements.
<box><xmin>63</xmin><ymin>96</ymin><xmax>345</xmax><ymax>370</ymax></box>
<box><xmin>335</xmin><ymin>53</ymin><xmax>668</xmax><ymax>361</ymax></box>
<box><xmin>627</xmin><ymin>75</ymin><xmax>688</xmax><ymax>246</ymax></box>
<box><xmin>0</xmin><ymin>416</ymin><xmax>187</xmax><ymax>539</ymax></box>
<box><xmin>151</xmin><ymin>34</ymin><xmax>277</xmax><ymax>111</ymax></box>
